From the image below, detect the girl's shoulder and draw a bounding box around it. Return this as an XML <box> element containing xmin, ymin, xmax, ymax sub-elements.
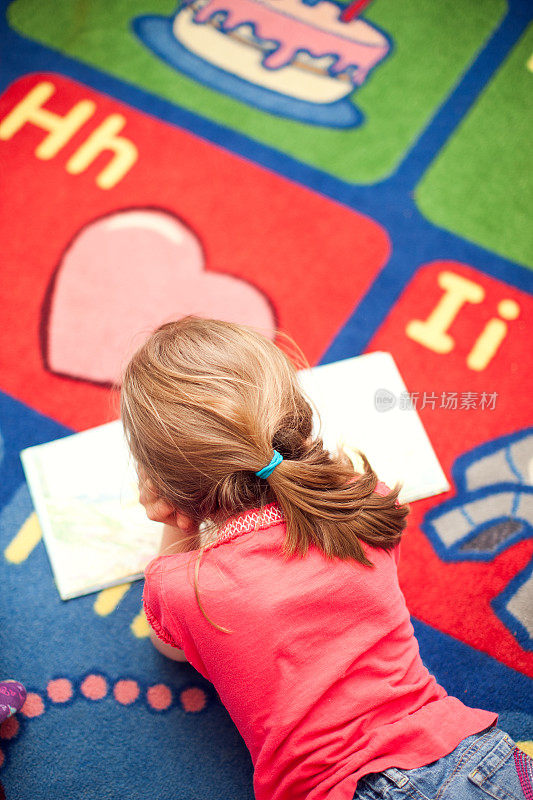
<box><xmin>144</xmin><ymin>550</ymin><xmax>198</xmax><ymax>581</ymax></box>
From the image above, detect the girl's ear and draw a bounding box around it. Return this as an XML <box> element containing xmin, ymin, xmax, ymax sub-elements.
<box><xmin>174</xmin><ymin>510</ymin><xmax>198</xmax><ymax>533</ymax></box>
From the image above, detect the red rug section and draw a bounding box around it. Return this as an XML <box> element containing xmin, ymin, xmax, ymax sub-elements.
<box><xmin>0</xmin><ymin>73</ymin><xmax>389</xmax><ymax>431</ymax></box>
<box><xmin>367</xmin><ymin>260</ymin><xmax>533</xmax><ymax>677</ymax></box>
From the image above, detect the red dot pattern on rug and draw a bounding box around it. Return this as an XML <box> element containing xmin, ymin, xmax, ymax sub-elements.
<box><xmin>146</xmin><ymin>684</ymin><xmax>172</xmax><ymax>711</ymax></box>
<box><xmin>80</xmin><ymin>675</ymin><xmax>108</xmax><ymax>701</ymax></box>
<box><xmin>113</xmin><ymin>680</ymin><xmax>140</xmax><ymax>705</ymax></box>
<box><xmin>180</xmin><ymin>687</ymin><xmax>207</xmax><ymax>713</ymax></box>
<box><xmin>0</xmin><ymin>717</ymin><xmax>19</xmax><ymax>740</ymax></box>
<box><xmin>21</xmin><ymin>693</ymin><xmax>44</xmax><ymax>718</ymax></box>
<box><xmin>1</xmin><ymin>676</ymin><xmax>207</xmax><ymax>748</ymax></box>
<box><xmin>0</xmin><ymin>677</ymin><xmax>209</xmax><ymax>778</ymax></box>
<box><xmin>47</xmin><ymin>679</ymin><xmax>73</xmax><ymax>703</ymax></box>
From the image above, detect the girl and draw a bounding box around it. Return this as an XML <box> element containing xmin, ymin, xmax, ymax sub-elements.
<box><xmin>120</xmin><ymin>316</ymin><xmax>532</xmax><ymax>800</ymax></box>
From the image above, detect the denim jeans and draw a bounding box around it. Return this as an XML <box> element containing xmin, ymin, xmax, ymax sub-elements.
<box><xmin>353</xmin><ymin>726</ymin><xmax>533</xmax><ymax>799</ymax></box>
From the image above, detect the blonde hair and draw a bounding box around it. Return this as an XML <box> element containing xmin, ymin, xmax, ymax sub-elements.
<box><xmin>120</xmin><ymin>317</ymin><xmax>409</xmax><ymax>623</ymax></box>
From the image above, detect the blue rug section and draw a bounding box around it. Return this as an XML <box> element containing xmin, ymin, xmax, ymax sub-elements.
<box><xmin>0</xmin><ymin>390</ymin><xmax>254</xmax><ymax>798</ymax></box>
<box><xmin>2</xmin><ymin>698</ymin><xmax>254</xmax><ymax>800</ymax></box>
<box><xmin>0</xmin><ymin>390</ymin><xmax>531</xmax><ymax>798</ymax></box>
<box><xmin>0</xmin><ymin>390</ymin><xmax>73</xmax><ymax>506</ymax></box>
<box><xmin>411</xmin><ymin>618</ymin><xmax>533</xmax><ymax>740</ymax></box>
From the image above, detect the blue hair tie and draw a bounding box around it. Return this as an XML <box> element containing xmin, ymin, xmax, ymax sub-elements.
<box><xmin>256</xmin><ymin>450</ymin><xmax>283</xmax><ymax>479</ymax></box>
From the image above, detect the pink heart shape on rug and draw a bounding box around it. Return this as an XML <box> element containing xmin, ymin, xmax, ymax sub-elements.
<box><xmin>46</xmin><ymin>209</ymin><xmax>276</xmax><ymax>385</ymax></box>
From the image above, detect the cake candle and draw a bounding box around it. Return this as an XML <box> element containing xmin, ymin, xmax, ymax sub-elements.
<box><xmin>340</xmin><ymin>0</ymin><xmax>373</xmax><ymax>23</ymax></box>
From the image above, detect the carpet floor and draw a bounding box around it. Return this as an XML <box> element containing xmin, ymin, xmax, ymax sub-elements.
<box><xmin>0</xmin><ymin>0</ymin><xmax>531</xmax><ymax>796</ymax></box>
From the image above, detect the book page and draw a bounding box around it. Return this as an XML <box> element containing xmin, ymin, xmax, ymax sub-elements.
<box><xmin>21</xmin><ymin>421</ymin><xmax>163</xmax><ymax>600</ymax></box>
<box><xmin>297</xmin><ymin>352</ymin><xmax>449</xmax><ymax>503</ymax></box>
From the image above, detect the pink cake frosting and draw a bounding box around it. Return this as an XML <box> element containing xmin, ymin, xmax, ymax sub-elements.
<box><xmin>186</xmin><ymin>0</ymin><xmax>389</xmax><ymax>80</ymax></box>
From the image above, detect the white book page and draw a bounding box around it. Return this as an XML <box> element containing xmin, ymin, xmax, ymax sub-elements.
<box><xmin>21</xmin><ymin>421</ymin><xmax>162</xmax><ymax>600</ymax></box>
<box><xmin>297</xmin><ymin>352</ymin><xmax>450</xmax><ymax>503</ymax></box>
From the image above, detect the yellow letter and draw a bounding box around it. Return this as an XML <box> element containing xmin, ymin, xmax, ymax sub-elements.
<box><xmin>406</xmin><ymin>271</ymin><xmax>485</xmax><ymax>354</ymax></box>
<box><xmin>467</xmin><ymin>299</ymin><xmax>520</xmax><ymax>371</ymax></box>
<box><xmin>0</xmin><ymin>81</ymin><xmax>95</xmax><ymax>159</ymax></box>
<box><xmin>66</xmin><ymin>114</ymin><xmax>138</xmax><ymax>189</ymax></box>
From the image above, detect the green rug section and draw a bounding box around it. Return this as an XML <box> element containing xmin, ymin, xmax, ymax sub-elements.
<box><xmin>7</xmin><ymin>0</ymin><xmax>505</xmax><ymax>184</ymax></box>
<box><xmin>416</xmin><ymin>23</ymin><xmax>533</xmax><ymax>271</ymax></box>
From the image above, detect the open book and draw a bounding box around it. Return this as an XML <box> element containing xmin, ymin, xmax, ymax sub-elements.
<box><xmin>21</xmin><ymin>351</ymin><xmax>449</xmax><ymax>600</ymax></box>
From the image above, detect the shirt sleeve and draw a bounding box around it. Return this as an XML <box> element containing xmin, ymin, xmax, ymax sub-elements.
<box><xmin>142</xmin><ymin>558</ymin><xmax>184</xmax><ymax>650</ymax></box>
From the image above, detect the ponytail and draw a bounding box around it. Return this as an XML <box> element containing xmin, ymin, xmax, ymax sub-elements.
<box><xmin>263</xmin><ymin>443</ymin><xmax>408</xmax><ymax>567</ymax></box>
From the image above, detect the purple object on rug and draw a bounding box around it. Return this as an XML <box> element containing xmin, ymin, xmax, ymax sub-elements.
<box><xmin>0</xmin><ymin>681</ymin><xmax>26</xmax><ymax>723</ymax></box>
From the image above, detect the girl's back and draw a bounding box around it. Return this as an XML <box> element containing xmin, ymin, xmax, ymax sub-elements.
<box><xmin>144</xmin><ymin>499</ymin><xmax>495</xmax><ymax>800</ymax></box>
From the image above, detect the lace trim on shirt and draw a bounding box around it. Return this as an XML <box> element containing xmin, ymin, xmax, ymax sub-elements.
<box><xmin>205</xmin><ymin>502</ymin><xmax>285</xmax><ymax>551</ymax></box>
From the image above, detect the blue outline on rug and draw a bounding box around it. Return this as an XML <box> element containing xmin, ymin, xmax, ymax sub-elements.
<box><xmin>424</xmin><ymin>483</ymin><xmax>533</xmax><ymax>563</ymax></box>
<box><xmin>423</xmin><ymin>428</ymin><xmax>533</xmax><ymax>563</ymax></box>
<box><xmin>422</xmin><ymin>428</ymin><xmax>533</xmax><ymax>650</ymax></box>
<box><xmin>452</xmin><ymin>428</ymin><xmax>533</xmax><ymax>496</ymax></box>
<box><xmin>493</xmin><ymin>557</ymin><xmax>533</xmax><ymax>652</ymax></box>
<box><xmin>132</xmin><ymin>14</ymin><xmax>365</xmax><ymax>128</ymax></box>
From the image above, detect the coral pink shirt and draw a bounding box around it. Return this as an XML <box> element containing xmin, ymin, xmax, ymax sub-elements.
<box><xmin>143</xmin><ymin>487</ymin><xmax>497</xmax><ymax>800</ymax></box>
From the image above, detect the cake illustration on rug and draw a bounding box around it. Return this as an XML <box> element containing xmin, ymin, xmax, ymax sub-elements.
<box><xmin>133</xmin><ymin>0</ymin><xmax>392</xmax><ymax>127</ymax></box>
